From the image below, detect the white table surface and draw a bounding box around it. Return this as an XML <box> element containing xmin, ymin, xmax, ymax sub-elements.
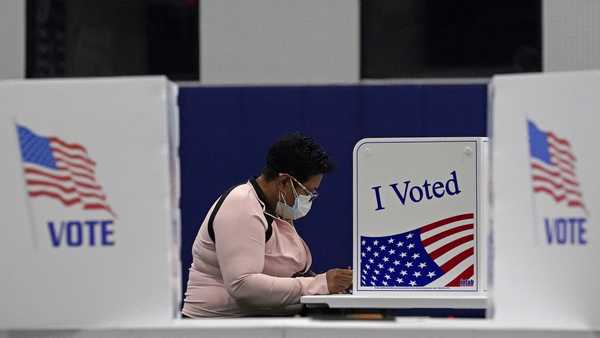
<box><xmin>1</xmin><ymin>317</ymin><xmax>596</xmax><ymax>338</ymax></box>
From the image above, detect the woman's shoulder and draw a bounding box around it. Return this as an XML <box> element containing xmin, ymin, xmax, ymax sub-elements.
<box><xmin>226</xmin><ymin>182</ymin><xmax>256</xmax><ymax>204</ymax></box>
<box><xmin>220</xmin><ymin>182</ymin><xmax>269</xmax><ymax>227</ymax></box>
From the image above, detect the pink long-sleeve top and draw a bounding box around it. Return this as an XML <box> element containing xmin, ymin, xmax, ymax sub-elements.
<box><xmin>182</xmin><ymin>180</ymin><xmax>329</xmax><ymax>317</ymax></box>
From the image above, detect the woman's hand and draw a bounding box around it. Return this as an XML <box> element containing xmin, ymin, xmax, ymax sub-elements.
<box><xmin>325</xmin><ymin>268</ymin><xmax>353</xmax><ymax>294</ymax></box>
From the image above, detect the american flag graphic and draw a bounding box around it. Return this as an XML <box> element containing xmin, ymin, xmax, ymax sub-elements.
<box><xmin>360</xmin><ymin>213</ymin><xmax>475</xmax><ymax>288</ymax></box>
<box><xmin>16</xmin><ymin>125</ymin><xmax>116</xmax><ymax>217</ymax></box>
<box><xmin>527</xmin><ymin>120</ymin><xmax>585</xmax><ymax>210</ymax></box>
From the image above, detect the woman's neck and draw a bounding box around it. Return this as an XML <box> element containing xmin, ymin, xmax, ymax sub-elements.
<box><xmin>255</xmin><ymin>175</ymin><xmax>278</xmax><ymax>212</ymax></box>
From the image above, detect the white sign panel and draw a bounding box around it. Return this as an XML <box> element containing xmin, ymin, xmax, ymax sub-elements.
<box><xmin>0</xmin><ymin>77</ymin><xmax>180</xmax><ymax>328</ymax></box>
<box><xmin>490</xmin><ymin>71</ymin><xmax>600</xmax><ymax>328</ymax></box>
<box><xmin>353</xmin><ymin>138</ymin><xmax>488</xmax><ymax>296</ymax></box>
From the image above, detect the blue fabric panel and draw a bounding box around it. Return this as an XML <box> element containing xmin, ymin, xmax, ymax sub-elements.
<box><xmin>358</xmin><ymin>85</ymin><xmax>425</xmax><ymax>137</ymax></box>
<box><xmin>422</xmin><ymin>85</ymin><xmax>487</xmax><ymax>137</ymax></box>
<box><xmin>178</xmin><ymin>87</ymin><xmax>244</xmax><ymax>289</ymax></box>
<box><xmin>294</xmin><ymin>86</ymin><xmax>361</xmax><ymax>273</ymax></box>
<box><xmin>236</xmin><ymin>87</ymin><xmax>304</xmax><ymax>172</ymax></box>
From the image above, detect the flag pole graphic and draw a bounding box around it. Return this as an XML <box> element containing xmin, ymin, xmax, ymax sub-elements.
<box><xmin>14</xmin><ymin>120</ymin><xmax>39</xmax><ymax>250</ymax></box>
<box><xmin>526</xmin><ymin>118</ymin><xmax>540</xmax><ymax>246</ymax></box>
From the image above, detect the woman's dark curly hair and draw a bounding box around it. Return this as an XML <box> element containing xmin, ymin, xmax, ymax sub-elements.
<box><xmin>262</xmin><ymin>133</ymin><xmax>334</xmax><ymax>183</ymax></box>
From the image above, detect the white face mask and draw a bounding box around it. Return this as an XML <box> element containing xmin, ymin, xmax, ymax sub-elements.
<box><xmin>275</xmin><ymin>178</ymin><xmax>314</xmax><ymax>220</ymax></box>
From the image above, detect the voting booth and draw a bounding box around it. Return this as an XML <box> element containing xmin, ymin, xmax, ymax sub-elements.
<box><xmin>303</xmin><ymin>137</ymin><xmax>489</xmax><ymax>311</ymax></box>
<box><xmin>0</xmin><ymin>77</ymin><xmax>181</xmax><ymax>328</ymax></box>
<box><xmin>490</xmin><ymin>71</ymin><xmax>600</xmax><ymax>329</ymax></box>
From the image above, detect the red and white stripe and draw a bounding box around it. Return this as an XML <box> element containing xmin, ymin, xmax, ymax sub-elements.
<box><xmin>24</xmin><ymin>136</ymin><xmax>115</xmax><ymax>217</ymax></box>
<box><xmin>419</xmin><ymin>213</ymin><xmax>475</xmax><ymax>287</ymax></box>
<box><xmin>531</xmin><ymin>132</ymin><xmax>585</xmax><ymax>210</ymax></box>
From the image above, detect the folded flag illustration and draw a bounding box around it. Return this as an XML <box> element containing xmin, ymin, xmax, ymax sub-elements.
<box><xmin>16</xmin><ymin>125</ymin><xmax>116</xmax><ymax>217</ymax></box>
<box><xmin>360</xmin><ymin>213</ymin><xmax>475</xmax><ymax>288</ymax></box>
<box><xmin>528</xmin><ymin>120</ymin><xmax>585</xmax><ymax>210</ymax></box>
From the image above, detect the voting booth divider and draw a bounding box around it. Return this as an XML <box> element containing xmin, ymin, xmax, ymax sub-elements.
<box><xmin>0</xmin><ymin>77</ymin><xmax>181</xmax><ymax>328</ymax></box>
<box><xmin>302</xmin><ymin>137</ymin><xmax>490</xmax><ymax>311</ymax></box>
<box><xmin>490</xmin><ymin>71</ymin><xmax>600</xmax><ymax>329</ymax></box>
<box><xmin>353</xmin><ymin>138</ymin><xmax>488</xmax><ymax>294</ymax></box>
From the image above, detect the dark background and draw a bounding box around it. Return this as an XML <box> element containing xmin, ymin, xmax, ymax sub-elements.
<box><xmin>26</xmin><ymin>0</ymin><xmax>198</xmax><ymax>79</ymax></box>
<box><xmin>361</xmin><ymin>0</ymin><xmax>542</xmax><ymax>78</ymax></box>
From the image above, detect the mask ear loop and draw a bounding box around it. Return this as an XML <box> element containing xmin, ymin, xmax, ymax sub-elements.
<box><xmin>264</xmin><ymin>208</ymin><xmax>292</xmax><ymax>226</ymax></box>
<box><xmin>272</xmin><ymin>174</ymin><xmax>297</xmax><ymax>225</ymax></box>
<box><xmin>280</xmin><ymin>173</ymin><xmax>303</xmax><ymax>198</ymax></box>
<box><xmin>289</xmin><ymin>177</ymin><xmax>299</xmax><ymax>199</ymax></box>
<box><xmin>258</xmin><ymin>189</ymin><xmax>292</xmax><ymax>225</ymax></box>
<box><xmin>288</xmin><ymin>175</ymin><xmax>314</xmax><ymax>199</ymax></box>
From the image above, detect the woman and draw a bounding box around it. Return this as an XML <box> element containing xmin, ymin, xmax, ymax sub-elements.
<box><xmin>182</xmin><ymin>133</ymin><xmax>353</xmax><ymax>317</ymax></box>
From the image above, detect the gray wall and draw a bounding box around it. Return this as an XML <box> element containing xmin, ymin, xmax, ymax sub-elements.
<box><xmin>0</xmin><ymin>0</ymin><xmax>25</xmax><ymax>79</ymax></box>
<box><xmin>200</xmin><ymin>0</ymin><xmax>359</xmax><ymax>84</ymax></box>
<box><xmin>544</xmin><ymin>0</ymin><xmax>600</xmax><ymax>71</ymax></box>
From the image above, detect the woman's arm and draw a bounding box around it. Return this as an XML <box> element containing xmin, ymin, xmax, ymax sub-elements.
<box><xmin>213</xmin><ymin>202</ymin><xmax>328</xmax><ymax>307</ymax></box>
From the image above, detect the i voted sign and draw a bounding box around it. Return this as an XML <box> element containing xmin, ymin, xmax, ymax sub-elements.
<box><xmin>354</xmin><ymin>139</ymin><xmax>485</xmax><ymax>292</ymax></box>
<box><xmin>371</xmin><ymin>170</ymin><xmax>462</xmax><ymax>211</ymax></box>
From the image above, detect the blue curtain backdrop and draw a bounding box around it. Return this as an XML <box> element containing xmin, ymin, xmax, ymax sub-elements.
<box><xmin>178</xmin><ymin>84</ymin><xmax>487</xmax><ymax>295</ymax></box>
